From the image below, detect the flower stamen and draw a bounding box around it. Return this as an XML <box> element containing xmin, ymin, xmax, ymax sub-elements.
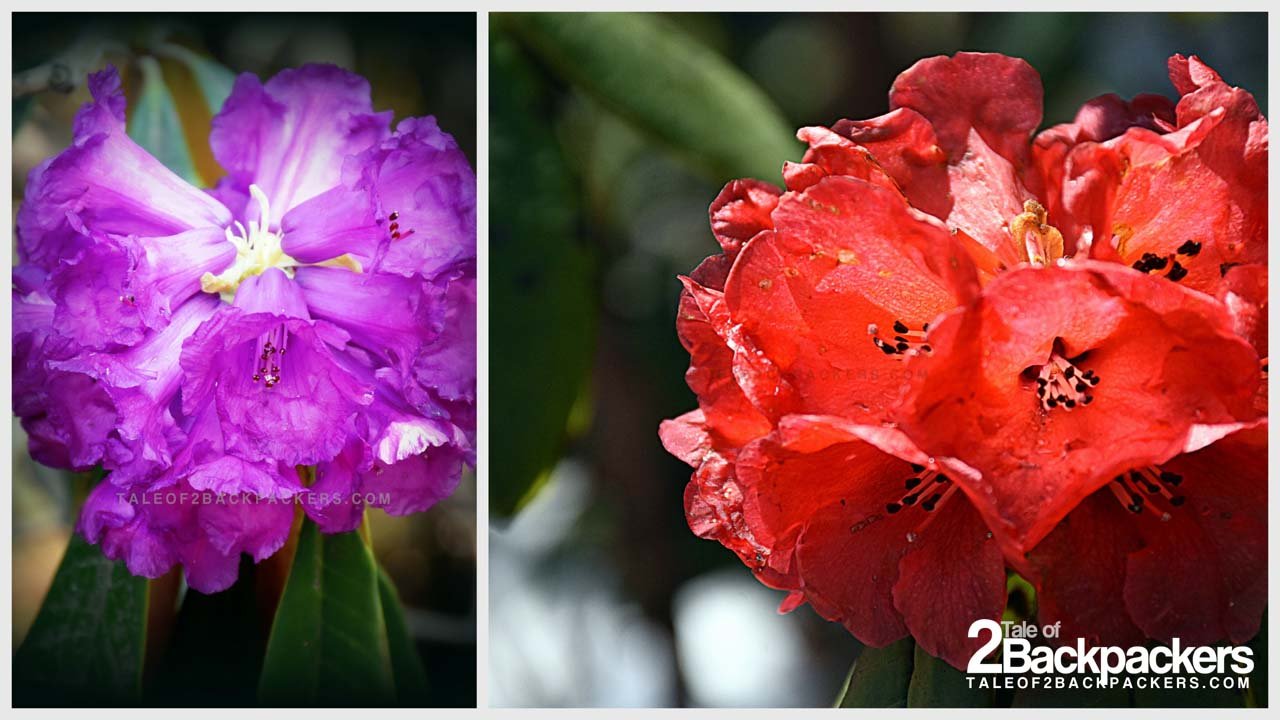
<box><xmin>383</xmin><ymin>210</ymin><xmax>416</xmax><ymax>241</ymax></box>
<box><xmin>868</xmin><ymin>320</ymin><xmax>932</xmax><ymax>359</ymax></box>
<box><xmin>202</xmin><ymin>184</ymin><xmax>364</xmax><ymax>302</ymax></box>
<box><xmin>1130</xmin><ymin>240</ymin><xmax>1201</xmax><ymax>283</ymax></box>
<box><xmin>1108</xmin><ymin>466</ymin><xmax>1184</xmax><ymax>521</ymax></box>
<box><xmin>1035</xmin><ymin>353</ymin><xmax>1098</xmax><ymax>411</ymax></box>
<box><xmin>885</xmin><ymin>467</ymin><xmax>954</xmax><ymax>515</ymax></box>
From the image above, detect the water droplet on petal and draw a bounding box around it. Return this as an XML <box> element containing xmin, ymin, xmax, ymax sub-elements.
<box><xmin>906</xmin><ymin>532</ymin><xmax>918</xmax><ymax>543</ymax></box>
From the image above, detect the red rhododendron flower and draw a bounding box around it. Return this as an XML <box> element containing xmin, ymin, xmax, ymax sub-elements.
<box><xmin>1026</xmin><ymin>421</ymin><xmax>1265</xmax><ymax>647</ymax></box>
<box><xmin>661</xmin><ymin>51</ymin><xmax>1267</xmax><ymax>668</ymax></box>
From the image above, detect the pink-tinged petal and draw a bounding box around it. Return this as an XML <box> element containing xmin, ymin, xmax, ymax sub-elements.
<box><xmin>209</xmin><ymin>65</ymin><xmax>391</xmax><ymax>217</ymax></box>
<box><xmin>898</xmin><ymin>261</ymin><xmax>1261</xmax><ymax>555</ymax></box>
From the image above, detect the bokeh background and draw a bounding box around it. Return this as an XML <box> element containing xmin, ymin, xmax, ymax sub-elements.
<box><xmin>488</xmin><ymin>12</ymin><xmax>1268</xmax><ymax>708</ymax></box>
<box><xmin>12</xmin><ymin>12</ymin><xmax>476</xmax><ymax>706</ymax></box>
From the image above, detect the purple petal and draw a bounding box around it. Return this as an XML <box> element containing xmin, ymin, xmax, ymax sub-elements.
<box><xmin>17</xmin><ymin>66</ymin><xmax>231</xmax><ymax>272</ymax></box>
<box><xmin>281</xmin><ymin>115</ymin><xmax>475</xmax><ymax>280</ymax></box>
<box><xmin>209</xmin><ymin>64</ymin><xmax>391</xmax><ymax>219</ymax></box>
<box><xmin>180</xmin><ymin>276</ymin><xmax>372</xmax><ymax>466</ymax></box>
<box><xmin>293</xmin><ymin>265</ymin><xmax>442</xmax><ymax>376</ymax></box>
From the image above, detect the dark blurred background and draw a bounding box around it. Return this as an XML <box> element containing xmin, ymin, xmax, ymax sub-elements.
<box><xmin>12</xmin><ymin>12</ymin><xmax>476</xmax><ymax>707</ymax></box>
<box><xmin>488</xmin><ymin>12</ymin><xmax>1267</xmax><ymax>708</ymax></box>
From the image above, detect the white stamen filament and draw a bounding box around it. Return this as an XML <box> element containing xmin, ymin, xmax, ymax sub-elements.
<box><xmin>201</xmin><ymin>183</ymin><xmax>363</xmax><ymax>302</ymax></box>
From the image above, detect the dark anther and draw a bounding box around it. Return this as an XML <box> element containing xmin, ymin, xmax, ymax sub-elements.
<box><xmin>904</xmin><ymin>477</ymin><xmax>921</xmax><ymax>489</ymax></box>
<box><xmin>1177</xmin><ymin>240</ymin><xmax>1202</xmax><ymax>256</ymax></box>
<box><xmin>1166</xmin><ymin>262</ymin><xmax>1188</xmax><ymax>282</ymax></box>
<box><xmin>893</xmin><ymin>320</ymin><xmax>909</xmax><ymax>334</ymax></box>
<box><xmin>886</xmin><ymin>502</ymin><xmax>902</xmax><ymax>514</ymax></box>
<box><xmin>909</xmin><ymin>463</ymin><xmax>925</xmax><ymax>472</ymax></box>
<box><xmin>1159</xmin><ymin>471</ymin><xmax>1183</xmax><ymax>486</ymax></box>
<box><xmin>1170</xmin><ymin>496</ymin><xmax>1186</xmax><ymax>507</ymax></box>
<box><xmin>1063</xmin><ymin>366</ymin><xmax>1075</xmax><ymax>379</ymax></box>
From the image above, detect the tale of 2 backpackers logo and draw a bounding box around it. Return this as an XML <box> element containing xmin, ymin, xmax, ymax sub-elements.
<box><xmin>965</xmin><ymin>619</ymin><xmax>1255</xmax><ymax>692</ymax></box>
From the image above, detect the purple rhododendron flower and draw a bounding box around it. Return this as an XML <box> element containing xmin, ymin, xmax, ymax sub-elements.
<box><xmin>13</xmin><ymin>64</ymin><xmax>476</xmax><ymax>593</ymax></box>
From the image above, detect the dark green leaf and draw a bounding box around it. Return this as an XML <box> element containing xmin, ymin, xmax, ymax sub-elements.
<box><xmin>489</xmin><ymin>28</ymin><xmax>597</xmax><ymax>516</ymax></box>
<box><xmin>147</xmin><ymin>556</ymin><xmax>266</xmax><ymax>706</ymax></box>
<box><xmin>502</xmin><ymin>12</ymin><xmax>799</xmax><ymax>183</ymax></box>
<box><xmin>378</xmin><ymin>568</ymin><xmax>431</xmax><ymax>704</ymax></box>
<box><xmin>13</xmin><ymin>533</ymin><xmax>149</xmax><ymax>706</ymax></box>
<box><xmin>128</xmin><ymin>56</ymin><xmax>199</xmax><ymax>184</ymax></box>
<box><xmin>835</xmin><ymin>638</ymin><xmax>914</xmax><ymax>708</ymax></box>
<box><xmin>908</xmin><ymin>643</ymin><xmax>995</xmax><ymax>708</ymax></box>
<box><xmin>258</xmin><ymin>521</ymin><xmax>395</xmax><ymax>706</ymax></box>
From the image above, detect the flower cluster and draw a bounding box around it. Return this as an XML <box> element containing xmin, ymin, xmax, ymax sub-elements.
<box><xmin>15</xmin><ymin>65</ymin><xmax>476</xmax><ymax>593</ymax></box>
<box><xmin>660</xmin><ymin>53</ymin><xmax>1266</xmax><ymax>668</ymax></box>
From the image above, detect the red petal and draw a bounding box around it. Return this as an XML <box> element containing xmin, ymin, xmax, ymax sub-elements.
<box><xmin>1218</xmin><ymin>263</ymin><xmax>1268</xmax><ymax>358</ymax></box>
<box><xmin>722</xmin><ymin>176</ymin><xmax>978</xmax><ymax>421</ymax></box>
<box><xmin>886</xmin><ymin>53</ymin><xmax>1043</xmax><ymax>256</ymax></box>
<box><xmin>786</xmin><ymin>126</ymin><xmax>901</xmax><ymax>194</ymax></box>
<box><xmin>892</xmin><ymin>497</ymin><xmax>1007</xmax><ymax>670</ymax></box>
<box><xmin>1124</xmin><ymin>422</ymin><xmax>1267</xmax><ymax>645</ymax></box>
<box><xmin>709</xmin><ymin>179</ymin><xmax>781</xmax><ymax>260</ymax></box>
<box><xmin>675</xmin><ymin>275</ymin><xmax>774</xmax><ymax>443</ymax></box>
<box><xmin>832</xmin><ymin>108</ymin><xmax>952</xmax><ymax>223</ymax></box>
<box><xmin>1098</xmin><ymin>57</ymin><xmax>1266</xmax><ymax>295</ymax></box>
<box><xmin>1026</xmin><ymin>492</ymin><xmax>1146</xmax><ymax>647</ymax></box>
<box><xmin>890</xmin><ymin>52</ymin><xmax>1042</xmax><ymax>165</ymax></box>
<box><xmin>898</xmin><ymin>261</ymin><xmax>1262</xmax><ymax>554</ymax></box>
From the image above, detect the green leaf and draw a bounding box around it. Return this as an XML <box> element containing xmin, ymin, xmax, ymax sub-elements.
<box><xmin>128</xmin><ymin>56</ymin><xmax>200</xmax><ymax>184</ymax></box>
<box><xmin>502</xmin><ymin>12</ymin><xmax>799</xmax><ymax>184</ymax></box>
<box><xmin>489</xmin><ymin>28</ymin><xmax>597</xmax><ymax>516</ymax></box>
<box><xmin>147</xmin><ymin>557</ymin><xmax>266</xmax><ymax>706</ymax></box>
<box><xmin>836</xmin><ymin>638</ymin><xmax>914</xmax><ymax>708</ymax></box>
<box><xmin>13</xmin><ymin>533</ymin><xmax>149</xmax><ymax>706</ymax></box>
<box><xmin>153</xmin><ymin>42</ymin><xmax>236</xmax><ymax>114</ymax></box>
<box><xmin>378</xmin><ymin>568</ymin><xmax>431</xmax><ymax>704</ymax></box>
<box><xmin>908</xmin><ymin>644</ymin><xmax>995</xmax><ymax>708</ymax></box>
<box><xmin>258</xmin><ymin>521</ymin><xmax>395</xmax><ymax>706</ymax></box>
